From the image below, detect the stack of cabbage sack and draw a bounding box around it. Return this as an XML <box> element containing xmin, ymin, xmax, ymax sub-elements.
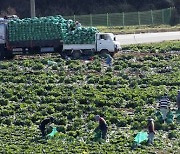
<box><xmin>8</xmin><ymin>15</ymin><xmax>98</xmax><ymax>44</ymax></box>
<box><xmin>63</xmin><ymin>27</ymin><xmax>98</xmax><ymax>44</ymax></box>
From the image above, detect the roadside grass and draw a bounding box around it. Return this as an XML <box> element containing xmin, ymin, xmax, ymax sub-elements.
<box><xmin>96</xmin><ymin>24</ymin><xmax>180</xmax><ymax>34</ymax></box>
<box><xmin>121</xmin><ymin>40</ymin><xmax>180</xmax><ymax>53</ymax></box>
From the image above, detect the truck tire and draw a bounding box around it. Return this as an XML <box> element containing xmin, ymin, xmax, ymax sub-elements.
<box><xmin>100</xmin><ymin>49</ymin><xmax>109</xmax><ymax>57</ymax></box>
<box><xmin>72</xmin><ymin>50</ymin><xmax>82</xmax><ymax>59</ymax></box>
<box><xmin>4</xmin><ymin>50</ymin><xmax>15</xmax><ymax>60</ymax></box>
<box><xmin>55</xmin><ymin>45</ymin><xmax>63</xmax><ymax>53</ymax></box>
<box><xmin>110</xmin><ymin>52</ymin><xmax>115</xmax><ymax>57</ymax></box>
<box><xmin>0</xmin><ymin>45</ymin><xmax>5</xmax><ymax>60</ymax></box>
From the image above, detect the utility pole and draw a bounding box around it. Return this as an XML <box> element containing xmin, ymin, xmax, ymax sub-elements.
<box><xmin>30</xmin><ymin>0</ymin><xmax>36</xmax><ymax>18</ymax></box>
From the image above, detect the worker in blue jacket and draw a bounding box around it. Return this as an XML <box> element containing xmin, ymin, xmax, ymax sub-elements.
<box><xmin>106</xmin><ymin>54</ymin><xmax>113</xmax><ymax>67</ymax></box>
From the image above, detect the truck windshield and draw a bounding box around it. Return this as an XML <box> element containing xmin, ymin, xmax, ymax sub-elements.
<box><xmin>98</xmin><ymin>33</ymin><xmax>115</xmax><ymax>41</ymax></box>
<box><xmin>100</xmin><ymin>34</ymin><xmax>108</xmax><ymax>40</ymax></box>
<box><xmin>108</xmin><ymin>33</ymin><xmax>115</xmax><ymax>41</ymax></box>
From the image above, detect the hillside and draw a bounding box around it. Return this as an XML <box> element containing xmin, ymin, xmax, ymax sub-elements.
<box><xmin>0</xmin><ymin>0</ymin><xmax>179</xmax><ymax>18</ymax></box>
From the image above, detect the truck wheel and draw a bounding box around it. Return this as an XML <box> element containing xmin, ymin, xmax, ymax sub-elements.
<box><xmin>110</xmin><ymin>52</ymin><xmax>115</xmax><ymax>57</ymax></box>
<box><xmin>55</xmin><ymin>45</ymin><xmax>63</xmax><ymax>53</ymax></box>
<box><xmin>0</xmin><ymin>51</ymin><xmax>3</xmax><ymax>60</ymax></box>
<box><xmin>72</xmin><ymin>50</ymin><xmax>81</xmax><ymax>59</ymax></box>
<box><xmin>0</xmin><ymin>46</ymin><xmax>4</xmax><ymax>60</ymax></box>
<box><xmin>100</xmin><ymin>49</ymin><xmax>109</xmax><ymax>57</ymax></box>
<box><xmin>4</xmin><ymin>51</ymin><xmax>15</xmax><ymax>60</ymax></box>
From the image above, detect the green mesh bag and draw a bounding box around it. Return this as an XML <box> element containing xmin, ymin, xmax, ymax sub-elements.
<box><xmin>8</xmin><ymin>15</ymin><xmax>99</xmax><ymax>44</ymax></box>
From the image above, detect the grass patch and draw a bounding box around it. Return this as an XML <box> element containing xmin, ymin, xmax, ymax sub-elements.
<box><xmin>122</xmin><ymin>40</ymin><xmax>180</xmax><ymax>53</ymax></box>
<box><xmin>96</xmin><ymin>24</ymin><xmax>180</xmax><ymax>34</ymax></box>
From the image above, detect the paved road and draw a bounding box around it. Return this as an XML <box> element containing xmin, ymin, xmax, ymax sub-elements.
<box><xmin>116</xmin><ymin>31</ymin><xmax>180</xmax><ymax>45</ymax></box>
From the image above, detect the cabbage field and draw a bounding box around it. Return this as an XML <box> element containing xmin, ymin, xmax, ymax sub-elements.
<box><xmin>0</xmin><ymin>41</ymin><xmax>180</xmax><ymax>153</ymax></box>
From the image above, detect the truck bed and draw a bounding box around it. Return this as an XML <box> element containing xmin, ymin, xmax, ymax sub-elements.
<box><xmin>63</xmin><ymin>44</ymin><xmax>95</xmax><ymax>50</ymax></box>
<box><xmin>8</xmin><ymin>39</ymin><xmax>63</xmax><ymax>48</ymax></box>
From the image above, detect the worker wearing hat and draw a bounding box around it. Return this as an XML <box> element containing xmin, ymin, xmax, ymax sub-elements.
<box><xmin>105</xmin><ymin>54</ymin><xmax>113</xmax><ymax>67</ymax></box>
<box><xmin>147</xmin><ymin>117</ymin><xmax>155</xmax><ymax>145</ymax></box>
<box><xmin>95</xmin><ymin>115</ymin><xmax>108</xmax><ymax>140</ymax></box>
<box><xmin>75</xmin><ymin>21</ymin><xmax>81</xmax><ymax>29</ymax></box>
<box><xmin>176</xmin><ymin>90</ymin><xmax>180</xmax><ymax>110</ymax></box>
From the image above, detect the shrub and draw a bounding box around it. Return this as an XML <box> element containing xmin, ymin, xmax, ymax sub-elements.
<box><xmin>155</xmin><ymin>121</ymin><xmax>162</xmax><ymax>130</ymax></box>
<box><xmin>161</xmin><ymin>123</ymin><xmax>169</xmax><ymax>131</ymax></box>
<box><xmin>0</xmin><ymin>98</ymin><xmax>9</xmax><ymax>106</ymax></box>
<box><xmin>14</xmin><ymin>119</ymin><xmax>25</xmax><ymax>126</ymax></box>
<box><xmin>2</xmin><ymin>119</ymin><xmax>11</xmax><ymax>125</ymax></box>
<box><xmin>168</xmin><ymin>130</ymin><xmax>177</xmax><ymax>139</ymax></box>
<box><xmin>68</xmin><ymin>131</ymin><xmax>77</xmax><ymax>138</ymax></box>
<box><xmin>117</xmin><ymin>119</ymin><xmax>127</xmax><ymax>127</ymax></box>
<box><xmin>114</xmin><ymin>65</ymin><xmax>122</xmax><ymax>70</ymax></box>
<box><xmin>125</xmin><ymin>101</ymin><xmax>139</xmax><ymax>108</ymax></box>
<box><xmin>56</xmin><ymin>118</ymin><xmax>67</xmax><ymax>125</ymax></box>
<box><xmin>131</xmin><ymin>121</ymin><xmax>141</xmax><ymax>130</ymax></box>
<box><xmin>32</xmin><ymin>63</ymin><xmax>44</xmax><ymax>70</ymax></box>
<box><xmin>52</xmin><ymin>65</ymin><xmax>58</xmax><ymax>70</ymax></box>
<box><xmin>57</xmin><ymin>125</ymin><xmax>66</xmax><ymax>133</ymax></box>
<box><xmin>0</xmin><ymin>109</ymin><xmax>10</xmax><ymax>116</ymax></box>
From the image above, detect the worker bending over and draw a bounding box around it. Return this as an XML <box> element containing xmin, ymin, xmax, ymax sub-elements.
<box><xmin>95</xmin><ymin>115</ymin><xmax>108</xmax><ymax>140</ymax></box>
<box><xmin>39</xmin><ymin>117</ymin><xmax>54</xmax><ymax>137</ymax></box>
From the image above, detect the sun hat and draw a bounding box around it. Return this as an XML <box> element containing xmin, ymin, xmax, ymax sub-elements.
<box><xmin>147</xmin><ymin>117</ymin><xmax>154</xmax><ymax>121</ymax></box>
<box><xmin>95</xmin><ymin>115</ymin><xmax>100</xmax><ymax>121</ymax></box>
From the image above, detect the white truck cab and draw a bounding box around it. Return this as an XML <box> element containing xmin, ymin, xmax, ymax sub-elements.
<box><xmin>0</xmin><ymin>18</ymin><xmax>7</xmax><ymax>59</ymax></box>
<box><xmin>96</xmin><ymin>33</ymin><xmax>121</xmax><ymax>53</ymax></box>
<box><xmin>0</xmin><ymin>18</ymin><xmax>6</xmax><ymax>45</ymax></box>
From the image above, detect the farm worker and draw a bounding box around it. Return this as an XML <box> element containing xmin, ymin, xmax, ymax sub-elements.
<box><xmin>176</xmin><ymin>90</ymin><xmax>180</xmax><ymax>110</ymax></box>
<box><xmin>69</xmin><ymin>23</ymin><xmax>75</xmax><ymax>31</ymax></box>
<box><xmin>158</xmin><ymin>93</ymin><xmax>170</xmax><ymax>122</ymax></box>
<box><xmin>147</xmin><ymin>117</ymin><xmax>155</xmax><ymax>145</ymax></box>
<box><xmin>94</xmin><ymin>115</ymin><xmax>108</xmax><ymax>140</ymax></box>
<box><xmin>105</xmin><ymin>54</ymin><xmax>113</xmax><ymax>67</ymax></box>
<box><xmin>67</xmin><ymin>19</ymin><xmax>75</xmax><ymax>31</ymax></box>
<box><xmin>39</xmin><ymin>117</ymin><xmax>54</xmax><ymax>137</ymax></box>
<box><xmin>166</xmin><ymin>108</ymin><xmax>174</xmax><ymax>124</ymax></box>
<box><xmin>75</xmin><ymin>21</ymin><xmax>81</xmax><ymax>29</ymax></box>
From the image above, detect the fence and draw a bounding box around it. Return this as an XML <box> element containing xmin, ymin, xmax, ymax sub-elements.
<box><xmin>64</xmin><ymin>7</ymin><xmax>175</xmax><ymax>27</ymax></box>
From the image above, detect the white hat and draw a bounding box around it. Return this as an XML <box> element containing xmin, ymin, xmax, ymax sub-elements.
<box><xmin>95</xmin><ymin>115</ymin><xmax>100</xmax><ymax>121</ymax></box>
<box><xmin>148</xmin><ymin>117</ymin><xmax>154</xmax><ymax>121</ymax></box>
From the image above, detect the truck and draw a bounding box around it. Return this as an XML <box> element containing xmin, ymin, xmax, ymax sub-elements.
<box><xmin>0</xmin><ymin>16</ymin><xmax>121</xmax><ymax>60</ymax></box>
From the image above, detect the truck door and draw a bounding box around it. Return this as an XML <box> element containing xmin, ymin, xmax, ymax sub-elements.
<box><xmin>96</xmin><ymin>34</ymin><xmax>114</xmax><ymax>52</ymax></box>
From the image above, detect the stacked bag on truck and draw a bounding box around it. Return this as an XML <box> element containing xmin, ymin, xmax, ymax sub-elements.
<box><xmin>64</xmin><ymin>27</ymin><xmax>98</xmax><ymax>44</ymax></box>
<box><xmin>7</xmin><ymin>15</ymin><xmax>99</xmax><ymax>44</ymax></box>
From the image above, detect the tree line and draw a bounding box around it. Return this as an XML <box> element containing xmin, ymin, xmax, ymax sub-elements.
<box><xmin>0</xmin><ymin>0</ymin><xmax>179</xmax><ymax>19</ymax></box>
